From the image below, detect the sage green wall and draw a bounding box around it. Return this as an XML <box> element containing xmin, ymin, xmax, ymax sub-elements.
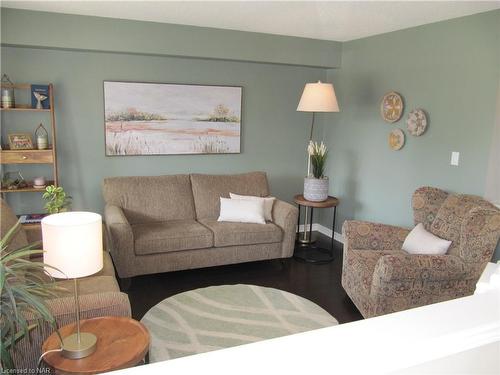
<box><xmin>318</xmin><ymin>10</ymin><xmax>500</xmax><ymax>260</ymax></box>
<box><xmin>1</xmin><ymin>8</ymin><xmax>342</xmax><ymax>68</ymax></box>
<box><xmin>1</xmin><ymin>46</ymin><xmax>325</xmax><ymax>213</ymax></box>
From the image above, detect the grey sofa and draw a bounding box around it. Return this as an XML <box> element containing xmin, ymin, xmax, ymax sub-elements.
<box><xmin>103</xmin><ymin>172</ymin><xmax>298</xmax><ymax>279</ymax></box>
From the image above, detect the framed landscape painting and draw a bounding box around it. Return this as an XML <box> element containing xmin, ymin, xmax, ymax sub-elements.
<box><xmin>104</xmin><ymin>81</ymin><xmax>242</xmax><ymax>155</ymax></box>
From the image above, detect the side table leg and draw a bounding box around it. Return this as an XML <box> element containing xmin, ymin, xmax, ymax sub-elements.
<box><xmin>296</xmin><ymin>204</ymin><xmax>301</xmax><ymax>237</ymax></box>
<box><xmin>309</xmin><ymin>207</ymin><xmax>314</xmax><ymax>242</ymax></box>
<box><xmin>331</xmin><ymin>206</ymin><xmax>337</xmax><ymax>252</ymax></box>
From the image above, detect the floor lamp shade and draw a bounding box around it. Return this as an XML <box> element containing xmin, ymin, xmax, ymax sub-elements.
<box><xmin>42</xmin><ymin>212</ymin><xmax>103</xmax><ymax>279</ymax></box>
<box><xmin>297</xmin><ymin>81</ymin><xmax>339</xmax><ymax>112</ymax></box>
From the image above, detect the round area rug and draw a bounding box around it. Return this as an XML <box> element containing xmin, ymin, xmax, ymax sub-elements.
<box><xmin>141</xmin><ymin>284</ymin><xmax>338</xmax><ymax>362</ymax></box>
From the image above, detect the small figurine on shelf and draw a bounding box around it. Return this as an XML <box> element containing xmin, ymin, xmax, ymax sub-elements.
<box><xmin>33</xmin><ymin>91</ymin><xmax>48</xmax><ymax>109</ymax></box>
<box><xmin>1</xmin><ymin>74</ymin><xmax>15</xmax><ymax>108</ymax></box>
<box><xmin>35</xmin><ymin>123</ymin><xmax>49</xmax><ymax>150</ymax></box>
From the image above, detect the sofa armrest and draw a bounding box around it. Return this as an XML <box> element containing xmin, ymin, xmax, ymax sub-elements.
<box><xmin>373</xmin><ymin>254</ymin><xmax>468</xmax><ymax>283</ymax></box>
<box><xmin>104</xmin><ymin>204</ymin><xmax>134</xmax><ymax>278</ymax></box>
<box><xmin>342</xmin><ymin>220</ymin><xmax>410</xmax><ymax>251</ymax></box>
<box><xmin>12</xmin><ymin>292</ymin><xmax>131</xmax><ymax>371</ymax></box>
<box><xmin>273</xmin><ymin>199</ymin><xmax>299</xmax><ymax>258</ymax></box>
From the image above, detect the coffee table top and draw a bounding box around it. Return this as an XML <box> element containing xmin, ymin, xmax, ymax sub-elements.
<box><xmin>294</xmin><ymin>194</ymin><xmax>339</xmax><ymax>208</ymax></box>
<box><xmin>42</xmin><ymin>316</ymin><xmax>149</xmax><ymax>374</ymax></box>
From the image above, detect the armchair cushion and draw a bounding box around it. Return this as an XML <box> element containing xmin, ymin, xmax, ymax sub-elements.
<box><xmin>374</xmin><ymin>254</ymin><xmax>468</xmax><ymax>283</ymax></box>
<box><xmin>430</xmin><ymin>194</ymin><xmax>497</xmax><ymax>255</ymax></box>
<box><xmin>132</xmin><ymin>220</ymin><xmax>213</xmax><ymax>255</ymax></box>
<box><xmin>199</xmin><ymin>219</ymin><xmax>282</xmax><ymax>247</ymax></box>
<box><xmin>344</xmin><ymin>249</ymin><xmax>405</xmax><ymax>296</ymax></box>
<box><xmin>402</xmin><ymin>223</ymin><xmax>451</xmax><ymax>255</ymax></box>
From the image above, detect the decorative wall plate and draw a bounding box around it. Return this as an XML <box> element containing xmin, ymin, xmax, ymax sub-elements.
<box><xmin>407</xmin><ymin>109</ymin><xmax>428</xmax><ymax>136</ymax></box>
<box><xmin>389</xmin><ymin>129</ymin><xmax>405</xmax><ymax>150</ymax></box>
<box><xmin>380</xmin><ymin>91</ymin><xmax>404</xmax><ymax>123</ymax></box>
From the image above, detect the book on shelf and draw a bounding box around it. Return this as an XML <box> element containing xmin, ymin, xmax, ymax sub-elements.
<box><xmin>31</xmin><ymin>84</ymin><xmax>50</xmax><ymax>109</ymax></box>
<box><xmin>18</xmin><ymin>213</ymin><xmax>48</xmax><ymax>224</ymax></box>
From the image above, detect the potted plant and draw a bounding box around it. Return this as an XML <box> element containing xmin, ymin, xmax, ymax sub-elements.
<box><xmin>42</xmin><ymin>185</ymin><xmax>72</xmax><ymax>214</ymax></box>
<box><xmin>304</xmin><ymin>141</ymin><xmax>329</xmax><ymax>202</ymax></box>
<box><xmin>0</xmin><ymin>222</ymin><xmax>59</xmax><ymax>369</ymax></box>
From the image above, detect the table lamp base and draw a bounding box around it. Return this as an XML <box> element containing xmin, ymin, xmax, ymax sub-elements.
<box><xmin>61</xmin><ymin>332</ymin><xmax>97</xmax><ymax>359</ymax></box>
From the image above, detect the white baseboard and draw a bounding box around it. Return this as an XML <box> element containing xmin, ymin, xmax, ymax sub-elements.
<box><xmin>298</xmin><ymin>223</ymin><xmax>344</xmax><ymax>244</ymax></box>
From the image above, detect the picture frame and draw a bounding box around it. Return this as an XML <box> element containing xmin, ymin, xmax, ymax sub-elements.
<box><xmin>8</xmin><ymin>133</ymin><xmax>34</xmax><ymax>150</ymax></box>
<box><xmin>103</xmin><ymin>81</ymin><xmax>242</xmax><ymax>156</ymax></box>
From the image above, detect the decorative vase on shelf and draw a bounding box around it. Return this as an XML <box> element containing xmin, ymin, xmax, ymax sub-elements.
<box><xmin>304</xmin><ymin>177</ymin><xmax>329</xmax><ymax>202</ymax></box>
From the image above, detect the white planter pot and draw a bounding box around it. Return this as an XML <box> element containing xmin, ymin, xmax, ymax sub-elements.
<box><xmin>304</xmin><ymin>177</ymin><xmax>329</xmax><ymax>202</ymax></box>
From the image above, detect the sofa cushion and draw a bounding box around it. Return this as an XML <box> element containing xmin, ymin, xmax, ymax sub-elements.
<box><xmin>199</xmin><ymin>219</ymin><xmax>282</xmax><ymax>247</ymax></box>
<box><xmin>344</xmin><ymin>250</ymin><xmax>405</xmax><ymax>296</ymax></box>
<box><xmin>190</xmin><ymin>172</ymin><xmax>270</xmax><ymax>220</ymax></box>
<box><xmin>132</xmin><ymin>220</ymin><xmax>213</xmax><ymax>255</ymax></box>
<box><xmin>430</xmin><ymin>194</ymin><xmax>497</xmax><ymax>256</ymax></box>
<box><xmin>103</xmin><ymin>175</ymin><xmax>196</xmax><ymax>224</ymax></box>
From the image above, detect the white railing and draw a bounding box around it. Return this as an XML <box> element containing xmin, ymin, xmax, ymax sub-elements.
<box><xmin>109</xmin><ymin>263</ymin><xmax>500</xmax><ymax>375</ymax></box>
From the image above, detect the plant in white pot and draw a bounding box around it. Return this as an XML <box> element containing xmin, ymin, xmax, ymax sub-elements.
<box><xmin>304</xmin><ymin>141</ymin><xmax>329</xmax><ymax>202</ymax></box>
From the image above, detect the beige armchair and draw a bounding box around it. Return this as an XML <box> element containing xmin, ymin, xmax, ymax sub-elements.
<box><xmin>341</xmin><ymin>187</ymin><xmax>500</xmax><ymax>318</ymax></box>
<box><xmin>0</xmin><ymin>199</ymin><xmax>131</xmax><ymax>370</ymax></box>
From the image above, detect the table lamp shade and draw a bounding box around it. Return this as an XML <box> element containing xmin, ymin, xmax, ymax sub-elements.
<box><xmin>297</xmin><ymin>81</ymin><xmax>339</xmax><ymax>112</ymax></box>
<box><xmin>42</xmin><ymin>212</ymin><xmax>103</xmax><ymax>279</ymax></box>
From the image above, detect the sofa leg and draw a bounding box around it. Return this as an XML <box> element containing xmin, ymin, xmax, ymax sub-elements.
<box><xmin>278</xmin><ymin>258</ymin><xmax>289</xmax><ymax>270</ymax></box>
<box><xmin>119</xmin><ymin>277</ymin><xmax>132</xmax><ymax>291</ymax></box>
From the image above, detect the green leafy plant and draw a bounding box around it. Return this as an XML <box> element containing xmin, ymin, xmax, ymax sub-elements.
<box><xmin>0</xmin><ymin>222</ymin><xmax>60</xmax><ymax>369</ymax></box>
<box><xmin>42</xmin><ymin>185</ymin><xmax>72</xmax><ymax>214</ymax></box>
<box><xmin>308</xmin><ymin>141</ymin><xmax>328</xmax><ymax>179</ymax></box>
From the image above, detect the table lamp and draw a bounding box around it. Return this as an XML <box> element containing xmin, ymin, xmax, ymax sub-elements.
<box><xmin>297</xmin><ymin>81</ymin><xmax>339</xmax><ymax>243</ymax></box>
<box><xmin>42</xmin><ymin>212</ymin><xmax>103</xmax><ymax>359</ymax></box>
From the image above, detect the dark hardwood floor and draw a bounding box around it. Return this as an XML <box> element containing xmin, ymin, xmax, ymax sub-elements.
<box><xmin>126</xmin><ymin>232</ymin><xmax>363</xmax><ymax>324</ymax></box>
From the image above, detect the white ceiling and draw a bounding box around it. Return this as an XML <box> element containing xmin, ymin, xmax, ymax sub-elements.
<box><xmin>2</xmin><ymin>1</ymin><xmax>499</xmax><ymax>42</ymax></box>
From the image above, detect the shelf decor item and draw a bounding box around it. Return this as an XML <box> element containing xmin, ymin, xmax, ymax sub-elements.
<box><xmin>389</xmin><ymin>128</ymin><xmax>405</xmax><ymax>150</ymax></box>
<box><xmin>1</xmin><ymin>171</ymin><xmax>28</xmax><ymax>190</ymax></box>
<box><xmin>1</xmin><ymin>74</ymin><xmax>15</xmax><ymax>108</ymax></box>
<box><xmin>31</xmin><ymin>84</ymin><xmax>50</xmax><ymax>109</ymax></box>
<box><xmin>35</xmin><ymin>123</ymin><xmax>49</xmax><ymax>149</ymax></box>
<box><xmin>380</xmin><ymin>91</ymin><xmax>404</xmax><ymax>123</ymax></box>
<box><xmin>42</xmin><ymin>212</ymin><xmax>104</xmax><ymax>359</ymax></box>
<box><xmin>33</xmin><ymin>176</ymin><xmax>46</xmax><ymax>189</ymax></box>
<box><xmin>104</xmin><ymin>81</ymin><xmax>242</xmax><ymax>155</ymax></box>
<box><xmin>7</xmin><ymin>133</ymin><xmax>33</xmax><ymax>150</ymax></box>
<box><xmin>407</xmin><ymin>108</ymin><xmax>428</xmax><ymax>136</ymax></box>
<box><xmin>304</xmin><ymin>141</ymin><xmax>329</xmax><ymax>202</ymax></box>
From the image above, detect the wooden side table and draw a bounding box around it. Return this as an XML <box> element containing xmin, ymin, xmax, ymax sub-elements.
<box><xmin>42</xmin><ymin>316</ymin><xmax>150</xmax><ymax>374</ymax></box>
<box><xmin>294</xmin><ymin>194</ymin><xmax>339</xmax><ymax>264</ymax></box>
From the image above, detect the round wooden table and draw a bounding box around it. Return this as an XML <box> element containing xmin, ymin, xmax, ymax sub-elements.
<box><xmin>294</xmin><ymin>194</ymin><xmax>339</xmax><ymax>264</ymax></box>
<box><xmin>42</xmin><ymin>316</ymin><xmax>150</xmax><ymax>374</ymax></box>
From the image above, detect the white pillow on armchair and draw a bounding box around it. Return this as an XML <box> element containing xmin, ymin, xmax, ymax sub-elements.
<box><xmin>402</xmin><ymin>223</ymin><xmax>452</xmax><ymax>255</ymax></box>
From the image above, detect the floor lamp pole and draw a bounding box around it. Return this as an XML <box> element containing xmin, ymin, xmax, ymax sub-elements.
<box><xmin>301</xmin><ymin>112</ymin><xmax>315</xmax><ymax>243</ymax></box>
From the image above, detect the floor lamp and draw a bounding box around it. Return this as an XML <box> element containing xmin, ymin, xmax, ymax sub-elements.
<box><xmin>42</xmin><ymin>212</ymin><xmax>103</xmax><ymax>359</ymax></box>
<box><xmin>297</xmin><ymin>81</ymin><xmax>339</xmax><ymax>243</ymax></box>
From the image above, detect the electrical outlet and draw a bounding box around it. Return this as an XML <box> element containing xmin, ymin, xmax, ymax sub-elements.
<box><xmin>451</xmin><ymin>152</ymin><xmax>460</xmax><ymax>166</ymax></box>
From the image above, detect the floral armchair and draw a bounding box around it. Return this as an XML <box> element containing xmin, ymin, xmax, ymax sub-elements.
<box><xmin>341</xmin><ymin>187</ymin><xmax>500</xmax><ymax>318</ymax></box>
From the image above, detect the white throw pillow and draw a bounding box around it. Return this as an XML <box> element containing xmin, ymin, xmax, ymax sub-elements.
<box><xmin>229</xmin><ymin>193</ymin><xmax>275</xmax><ymax>221</ymax></box>
<box><xmin>218</xmin><ymin>197</ymin><xmax>266</xmax><ymax>224</ymax></box>
<box><xmin>402</xmin><ymin>223</ymin><xmax>452</xmax><ymax>255</ymax></box>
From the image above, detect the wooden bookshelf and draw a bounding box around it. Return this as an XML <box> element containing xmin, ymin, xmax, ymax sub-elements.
<box><xmin>0</xmin><ymin>83</ymin><xmax>58</xmax><ymax>206</ymax></box>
